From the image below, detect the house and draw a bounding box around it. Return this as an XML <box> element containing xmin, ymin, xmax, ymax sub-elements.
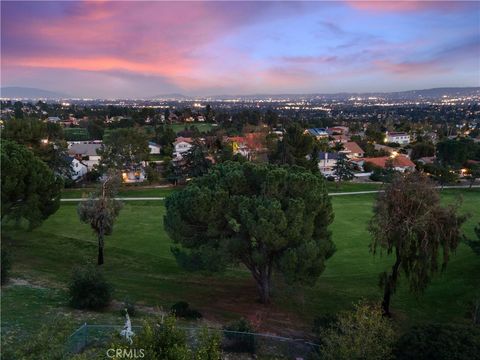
<box><xmin>305</xmin><ymin>128</ymin><xmax>329</xmax><ymax>139</ymax></box>
<box><xmin>68</xmin><ymin>157</ymin><xmax>88</xmax><ymax>181</ymax></box>
<box><xmin>362</xmin><ymin>155</ymin><xmax>415</xmax><ymax>172</ymax></box>
<box><xmin>341</xmin><ymin>142</ymin><xmax>364</xmax><ymax>158</ymax></box>
<box><xmin>385</xmin><ymin>132</ymin><xmax>410</xmax><ymax>144</ymax></box>
<box><xmin>328</xmin><ymin>126</ymin><xmax>349</xmax><ymax>135</ymax></box>
<box><xmin>227</xmin><ymin>133</ymin><xmax>266</xmax><ymax>160</ymax></box>
<box><xmin>148</xmin><ymin>141</ymin><xmax>161</xmax><ymax>155</ymax></box>
<box><xmin>331</xmin><ymin>134</ymin><xmax>350</xmax><ymax>143</ymax></box>
<box><xmin>317</xmin><ymin>152</ymin><xmax>341</xmax><ymax>175</ymax></box>
<box><xmin>47</xmin><ymin>116</ymin><xmax>62</xmax><ymax>123</ymax></box>
<box><xmin>121</xmin><ymin>168</ymin><xmax>146</xmax><ymax>183</ymax></box>
<box><xmin>173</xmin><ymin>137</ymin><xmax>193</xmax><ymax>158</ymax></box>
<box><xmin>374</xmin><ymin>144</ymin><xmax>397</xmax><ymax>155</ymax></box>
<box><xmin>67</xmin><ymin>142</ymin><xmax>103</xmax><ymax>169</ymax></box>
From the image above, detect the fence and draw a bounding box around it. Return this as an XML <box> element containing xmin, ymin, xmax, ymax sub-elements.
<box><xmin>66</xmin><ymin>323</ymin><xmax>320</xmax><ymax>358</ymax></box>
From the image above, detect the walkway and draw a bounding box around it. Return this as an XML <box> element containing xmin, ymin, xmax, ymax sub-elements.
<box><xmin>60</xmin><ymin>185</ymin><xmax>479</xmax><ymax>202</ymax></box>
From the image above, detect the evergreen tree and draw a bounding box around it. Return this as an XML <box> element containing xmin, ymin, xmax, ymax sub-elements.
<box><xmin>164</xmin><ymin>162</ymin><xmax>335</xmax><ymax>303</ymax></box>
<box><xmin>333</xmin><ymin>154</ymin><xmax>354</xmax><ymax>183</ymax></box>
<box><xmin>1</xmin><ymin>140</ymin><xmax>62</xmax><ymax>229</ymax></box>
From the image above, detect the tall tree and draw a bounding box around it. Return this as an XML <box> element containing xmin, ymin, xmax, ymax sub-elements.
<box><xmin>269</xmin><ymin>124</ymin><xmax>314</xmax><ymax>168</ymax></box>
<box><xmin>182</xmin><ymin>143</ymin><xmax>212</xmax><ymax>178</ymax></box>
<box><xmin>78</xmin><ymin>174</ymin><xmax>123</xmax><ymax>265</ymax></box>
<box><xmin>1</xmin><ymin>140</ymin><xmax>62</xmax><ymax>229</ymax></box>
<box><xmin>97</xmin><ymin>128</ymin><xmax>149</xmax><ymax>173</ymax></box>
<box><xmin>333</xmin><ymin>154</ymin><xmax>354</xmax><ymax>184</ymax></box>
<box><xmin>368</xmin><ymin>173</ymin><xmax>467</xmax><ymax>315</ymax></box>
<box><xmin>164</xmin><ymin>162</ymin><xmax>335</xmax><ymax>303</ymax></box>
<box><xmin>2</xmin><ymin>118</ymin><xmax>72</xmax><ymax>179</ymax></box>
<box><xmin>87</xmin><ymin>118</ymin><xmax>105</xmax><ymax>140</ymax></box>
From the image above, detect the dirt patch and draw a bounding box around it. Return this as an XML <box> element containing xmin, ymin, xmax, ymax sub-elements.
<box><xmin>7</xmin><ymin>278</ymin><xmax>47</xmax><ymax>289</ymax></box>
<box><xmin>197</xmin><ymin>280</ymin><xmax>312</xmax><ymax>338</ymax></box>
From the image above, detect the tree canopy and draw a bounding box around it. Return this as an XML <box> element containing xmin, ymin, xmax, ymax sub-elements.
<box><xmin>268</xmin><ymin>124</ymin><xmax>316</xmax><ymax>170</ymax></box>
<box><xmin>1</xmin><ymin>140</ymin><xmax>62</xmax><ymax>229</ymax></box>
<box><xmin>164</xmin><ymin>161</ymin><xmax>335</xmax><ymax>303</ymax></box>
<box><xmin>78</xmin><ymin>175</ymin><xmax>123</xmax><ymax>265</ymax></box>
<box><xmin>368</xmin><ymin>172</ymin><xmax>467</xmax><ymax>315</ymax></box>
<box><xmin>97</xmin><ymin>127</ymin><xmax>149</xmax><ymax>172</ymax></box>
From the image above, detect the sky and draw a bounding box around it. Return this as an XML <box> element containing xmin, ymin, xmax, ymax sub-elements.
<box><xmin>1</xmin><ymin>1</ymin><xmax>479</xmax><ymax>98</ymax></box>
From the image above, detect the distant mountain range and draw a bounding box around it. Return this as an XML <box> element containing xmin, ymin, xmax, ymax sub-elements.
<box><xmin>1</xmin><ymin>86</ymin><xmax>479</xmax><ymax>101</ymax></box>
<box><xmin>1</xmin><ymin>87</ymin><xmax>69</xmax><ymax>99</ymax></box>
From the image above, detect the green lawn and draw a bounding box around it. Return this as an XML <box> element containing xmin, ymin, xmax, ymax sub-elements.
<box><xmin>61</xmin><ymin>182</ymin><xmax>380</xmax><ymax>199</ymax></box>
<box><xmin>61</xmin><ymin>187</ymin><xmax>176</xmax><ymax>199</ymax></box>
<box><xmin>169</xmin><ymin>122</ymin><xmax>214</xmax><ymax>134</ymax></box>
<box><xmin>3</xmin><ymin>189</ymin><xmax>479</xmax><ymax>338</ymax></box>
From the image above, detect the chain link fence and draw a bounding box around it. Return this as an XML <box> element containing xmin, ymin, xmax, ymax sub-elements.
<box><xmin>66</xmin><ymin>323</ymin><xmax>320</xmax><ymax>358</ymax></box>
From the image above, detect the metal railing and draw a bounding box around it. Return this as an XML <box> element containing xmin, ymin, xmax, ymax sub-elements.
<box><xmin>66</xmin><ymin>323</ymin><xmax>320</xmax><ymax>358</ymax></box>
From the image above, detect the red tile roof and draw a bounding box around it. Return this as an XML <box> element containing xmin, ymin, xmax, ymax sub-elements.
<box><xmin>343</xmin><ymin>141</ymin><xmax>364</xmax><ymax>154</ymax></box>
<box><xmin>363</xmin><ymin>155</ymin><xmax>415</xmax><ymax>169</ymax></box>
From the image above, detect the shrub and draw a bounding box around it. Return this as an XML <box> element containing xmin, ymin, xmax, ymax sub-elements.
<box><xmin>68</xmin><ymin>264</ymin><xmax>112</xmax><ymax>310</ymax></box>
<box><xmin>318</xmin><ymin>302</ymin><xmax>396</xmax><ymax>360</ymax></box>
<box><xmin>194</xmin><ymin>327</ymin><xmax>222</xmax><ymax>360</ymax></box>
<box><xmin>107</xmin><ymin>314</ymin><xmax>191</xmax><ymax>359</ymax></box>
<box><xmin>223</xmin><ymin>318</ymin><xmax>255</xmax><ymax>354</ymax></box>
<box><xmin>170</xmin><ymin>301</ymin><xmax>202</xmax><ymax>319</ymax></box>
<box><xmin>394</xmin><ymin>323</ymin><xmax>480</xmax><ymax>360</ymax></box>
<box><xmin>1</xmin><ymin>248</ymin><xmax>11</xmax><ymax>285</ymax></box>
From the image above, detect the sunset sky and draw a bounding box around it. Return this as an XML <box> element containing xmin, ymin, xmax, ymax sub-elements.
<box><xmin>1</xmin><ymin>1</ymin><xmax>479</xmax><ymax>98</ymax></box>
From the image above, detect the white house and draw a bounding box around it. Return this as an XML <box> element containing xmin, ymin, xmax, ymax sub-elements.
<box><xmin>148</xmin><ymin>141</ymin><xmax>161</xmax><ymax>154</ymax></box>
<box><xmin>68</xmin><ymin>157</ymin><xmax>88</xmax><ymax>181</ymax></box>
<box><xmin>317</xmin><ymin>152</ymin><xmax>341</xmax><ymax>175</ymax></box>
<box><xmin>68</xmin><ymin>142</ymin><xmax>103</xmax><ymax>169</ymax></box>
<box><xmin>385</xmin><ymin>132</ymin><xmax>410</xmax><ymax>144</ymax></box>
<box><xmin>173</xmin><ymin>137</ymin><xmax>193</xmax><ymax>158</ymax></box>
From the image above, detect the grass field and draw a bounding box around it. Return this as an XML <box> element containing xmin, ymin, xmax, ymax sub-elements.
<box><xmin>3</xmin><ymin>188</ymin><xmax>479</xmax><ymax>339</ymax></box>
<box><xmin>61</xmin><ymin>182</ymin><xmax>382</xmax><ymax>199</ymax></box>
<box><xmin>63</xmin><ymin>122</ymin><xmax>213</xmax><ymax>141</ymax></box>
<box><xmin>169</xmin><ymin>122</ymin><xmax>214</xmax><ymax>134</ymax></box>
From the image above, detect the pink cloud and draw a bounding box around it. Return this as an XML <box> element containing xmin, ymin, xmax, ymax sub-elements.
<box><xmin>374</xmin><ymin>59</ymin><xmax>450</xmax><ymax>75</ymax></box>
<box><xmin>346</xmin><ymin>1</ymin><xmax>472</xmax><ymax>12</ymax></box>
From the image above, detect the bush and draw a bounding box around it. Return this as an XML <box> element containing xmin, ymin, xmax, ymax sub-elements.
<box><xmin>1</xmin><ymin>248</ymin><xmax>11</xmax><ymax>285</ymax></box>
<box><xmin>223</xmin><ymin>318</ymin><xmax>255</xmax><ymax>354</ymax></box>
<box><xmin>318</xmin><ymin>302</ymin><xmax>395</xmax><ymax>360</ymax></box>
<box><xmin>107</xmin><ymin>314</ymin><xmax>191</xmax><ymax>359</ymax></box>
<box><xmin>170</xmin><ymin>301</ymin><xmax>202</xmax><ymax>319</ymax></box>
<box><xmin>394</xmin><ymin>323</ymin><xmax>480</xmax><ymax>360</ymax></box>
<box><xmin>68</xmin><ymin>264</ymin><xmax>112</xmax><ymax>310</ymax></box>
<box><xmin>194</xmin><ymin>327</ymin><xmax>222</xmax><ymax>360</ymax></box>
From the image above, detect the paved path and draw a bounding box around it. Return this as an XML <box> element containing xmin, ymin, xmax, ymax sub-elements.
<box><xmin>61</xmin><ymin>185</ymin><xmax>479</xmax><ymax>202</ymax></box>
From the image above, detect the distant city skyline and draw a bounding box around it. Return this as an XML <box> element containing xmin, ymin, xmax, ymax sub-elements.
<box><xmin>1</xmin><ymin>1</ymin><xmax>479</xmax><ymax>98</ymax></box>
